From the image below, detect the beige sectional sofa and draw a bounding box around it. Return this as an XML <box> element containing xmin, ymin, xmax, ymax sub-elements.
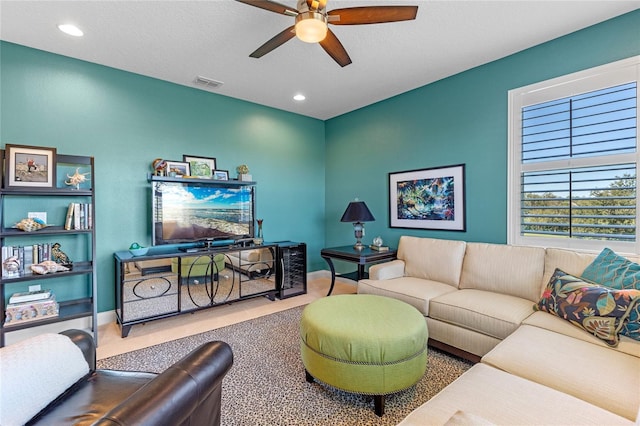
<box><xmin>357</xmin><ymin>236</ymin><xmax>640</xmax><ymax>425</ymax></box>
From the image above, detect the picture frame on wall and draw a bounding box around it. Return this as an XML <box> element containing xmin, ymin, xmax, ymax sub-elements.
<box><xmin>213</xmin><ymin>170</ymin><xmax>229</xmax><ymax>181</ymax></box>
<box><xmin>389</xmin><ymin>164</ymin><xmax>466</xmax><ymax>231</ymax></box>
<box><xmin>4</xmin><ymin>144</ymin><xmax>57</xmax><ymax>189</ymax></box>
<box><xmin>183</xmin><ymin>155</ymin><xmax>216</xmax><ymax>179</ymax></box>
<box><xmin>165</xmin><ymin>161</ymin><xmax>190</xmax><ymax>177</ymax></box>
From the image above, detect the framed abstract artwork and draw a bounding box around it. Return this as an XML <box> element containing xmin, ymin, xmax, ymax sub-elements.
<box><xmin>389</xmin><ymin>164</ymin><xmax>466</xmax><ymax>231</ymax></box>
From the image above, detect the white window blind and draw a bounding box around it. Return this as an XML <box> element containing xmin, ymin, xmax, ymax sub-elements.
<box><xmin>508</xmin><ymin>57</ymin><xmax>640</xmax><ymax>252</ymax></box>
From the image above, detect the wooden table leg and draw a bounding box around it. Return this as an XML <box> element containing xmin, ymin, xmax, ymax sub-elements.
<box><xmin>374</xmin><ymin>395</ymin><xmax>385</xmax><ymax>416</ymax></box>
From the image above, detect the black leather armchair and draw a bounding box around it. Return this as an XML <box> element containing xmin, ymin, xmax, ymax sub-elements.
<box><xmin>27</xmin><ymin>329</ymin><xmax>233</xmax><ymax>426</ymax></box>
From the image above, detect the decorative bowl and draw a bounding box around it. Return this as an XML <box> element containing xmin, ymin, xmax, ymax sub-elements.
<box><xmin>129</xmin><ymin>247</ymin><xmax>149</xmax><ymax>256</ymax></box>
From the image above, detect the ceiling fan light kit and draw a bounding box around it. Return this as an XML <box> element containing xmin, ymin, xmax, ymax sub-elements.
<box><xmin>295</xmin><ymin>11</ymin><xmax>328</xmax><ymax>43</ymax></box>
<box><xmin>237</xmin><ymin>0</ymin><xmax>418</xmax><ymax>67</ymax></box>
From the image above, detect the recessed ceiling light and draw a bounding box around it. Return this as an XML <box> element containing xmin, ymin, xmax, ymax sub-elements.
<box><xmin>293</xmin><ymin>94</ymin><xmax>306</xmax><ymax>101</ymax></box>
<box><xmin>58</xmin><ymin>24</ymin><xmax>83</xmax><ymax>37</ymax></box>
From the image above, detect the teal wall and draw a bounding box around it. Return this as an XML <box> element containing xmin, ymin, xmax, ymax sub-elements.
<box><xmin>0</xmin><ymin>41</ymin><xmax>326</xmax><ymax>312</ymax></box>
<box><xmin>324</xmin><ymin>10</ymin><xmax>640</xmax><ymax>249</ymax></box>
<box><xmin>1</xmin><ymin>10</ymin><xmax>639</xmax><ymax>313</ymax></box>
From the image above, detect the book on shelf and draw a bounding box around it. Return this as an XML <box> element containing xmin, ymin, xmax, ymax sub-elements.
<box><xmin>65</xmin><ymin>202</ymin><xmax>92</xmax><ymax>230</ymax></box>
<box><xmin>73</xmin><ymin>202</ymin><xmax>81</xmax><ymax>230</ymax></box>
<box><xmin>9</xmin><ymin>289</ymin><xmax>52</xmax><ymax>304</ymax></box>
<box><xmin>64</xmin><ymin>203</ymin><xmax>75</xmax><ymax>230</ymax></box>
<box><xmin>369</xmin><ymin>245</ymin><xmax>389</xmax><ymax>252</ymax></box>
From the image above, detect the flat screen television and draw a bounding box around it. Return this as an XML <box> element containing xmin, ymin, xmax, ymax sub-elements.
<box><xmin>152</xmin><ymin>180</ymin><xmax>255</xmax><ymax>246</ymax></box>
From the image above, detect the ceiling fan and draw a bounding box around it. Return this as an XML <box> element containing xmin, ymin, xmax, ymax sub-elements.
<box><xmin>236</xmin><ymin>0</ymin><xmax>418</xmax><ymax>67</ymax></box>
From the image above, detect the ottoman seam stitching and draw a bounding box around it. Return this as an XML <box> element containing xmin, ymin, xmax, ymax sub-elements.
<box><xmin>302</xmin><ymin>340</ymin><xmax>428</xmax><ymax>366</ymax></box>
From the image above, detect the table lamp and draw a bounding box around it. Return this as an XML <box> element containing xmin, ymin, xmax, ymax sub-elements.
<box><xmin>340</xmin><ymin>200</ymin><xmax>375</xmax><ymax>250</ymax></box>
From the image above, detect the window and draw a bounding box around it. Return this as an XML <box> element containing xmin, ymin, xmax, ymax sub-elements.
<box><xmin>508</xmin><ymin>57</ymin><xmax>639</xmax><ymax>252</ymax></box>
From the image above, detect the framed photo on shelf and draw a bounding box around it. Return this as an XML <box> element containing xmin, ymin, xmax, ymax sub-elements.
<box><xmin>183</xmin><ymin>155</ymin><xmax>216</xmax><ymax>178</ymax></box>
<box><xmin>213</xmin><ymin>170</ymin><xmax>229</xmax><ymax>180</ymax></box>
<box><xmin>389</xmin><ymin>164</ymin><xmax>466</xmax><ymax>231</ymax></box>
<box><xmin>4</xmin><ymin>144</ymin><xmax>57</xmax><ymax>188</ymax></box>
<box><xmin>165</xmin><ymin>160</ymin><xmax>190</xmax><ymax>177</ymax></box>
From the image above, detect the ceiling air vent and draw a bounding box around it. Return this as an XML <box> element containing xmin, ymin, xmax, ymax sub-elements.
<box><xmin>194</xmin><ymin>75</ymin><xmax>223</xmax><ymax>89</ymax></box>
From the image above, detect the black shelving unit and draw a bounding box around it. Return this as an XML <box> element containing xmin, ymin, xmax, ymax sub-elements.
<box><xmin>0</xmin><ymin>152</ymin><xmax>96</xmax><ymax>347</ymax></box>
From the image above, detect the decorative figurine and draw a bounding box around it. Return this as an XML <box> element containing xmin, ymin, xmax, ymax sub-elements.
<box><xmin>3</xmin><ymin>256</ymin><xmax>20</xmax><ymax>276</ymax></box>
<box><xmin>254</xmin><ymin>219</ymin><xmax>264</xmax><ymax>245</ymax></box>
<box><xmin>152</xmin><ymin>158</ymin><xmax>167</xmax><ymax>176</ymax></box>
<box><xmin>51</xmin><ymin>242</ymin><xmax>73</xmax><ymax>265</ymax></box>
<box><xmin>65</xmin><ymin>168</ymin><xmax>91</xmax><ymax>190</ymax></box>
<box><xmin>30</xmin><ymin>260</ymin><xmax>70</xmax><ymax>275</ymax></box>
<box><xmin>13</xmin><ymin>217</ymin><xmax>48</xmax><ymax>232</ymax></box>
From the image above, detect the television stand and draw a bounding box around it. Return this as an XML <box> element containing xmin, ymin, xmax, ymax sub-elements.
<box><xmin>115</xmin><ymin>243</ymin><xmax>296</xmax><ymax>337</ymax></box>
<box><xmin>233</xmin><ymin>237</ymin><xmax>255</xmax><ymax>247</ymax></box>
<box><xmin>178</xmin><ymin>246</ymin><xmax>217</xmax><ymax>253</ymax></box>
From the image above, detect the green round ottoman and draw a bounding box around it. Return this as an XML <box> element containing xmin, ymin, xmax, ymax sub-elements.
<box><xmin>300</xmin><ymin>294</ymin><xmax>428</xmax><ymax>416</ymax></box>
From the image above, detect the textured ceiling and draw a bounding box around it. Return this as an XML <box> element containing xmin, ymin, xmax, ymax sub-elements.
<box><xmin>1</xmin><ymin>1</ymin><xmax>638</xmax><ymax>120</ymax></box>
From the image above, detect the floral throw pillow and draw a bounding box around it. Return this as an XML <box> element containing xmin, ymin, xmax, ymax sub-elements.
<box><xmin>535</xmin><ymin>268</ymin><xmax>640</xmax><ymax>346</ymax></box>
<box><xmin>581</xmin><ymin>248</ymin><xmax>640</xmax><ymax>341</ymax></box>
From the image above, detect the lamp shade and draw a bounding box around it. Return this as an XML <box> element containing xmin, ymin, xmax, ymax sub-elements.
<box><xmin>340</xmin><ymin>201</ymin><xmax>375</xmax><ymax>223</ymax></box>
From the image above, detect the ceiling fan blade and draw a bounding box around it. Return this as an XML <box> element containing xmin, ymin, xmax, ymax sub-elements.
<box><xmin>328</xmin><ymin>6</ymin><xmax>418</xmax><ymax>25</ymax></box>
<box><xmin>319</xmin><ymin>29</ymin><xmax>352</xmax><ymax>67</ymax></box>
<box><xmin>236</xmin><ymin>0</ymin><xmax>298</xmax><ymax>16</ymax></box>
<box><xmin>249</xmin><ymin>26</ymin><xmax>296</xmax><ymax>58</ymax></box>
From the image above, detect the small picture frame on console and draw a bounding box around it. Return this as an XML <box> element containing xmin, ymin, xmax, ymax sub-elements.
<box><xmin>4</xmin><ymin>144</ymin><xmax>57</xmax><ymax>189</ymax></box>
<box><xmin>213</xmin><ymin>170</ymin><xmax>229</xmax><ymax>180</ymax></box>
<box><xmin>165</xmin><ymin>161</ymin><xmax>190</xmax><ymax>177</ymax></box>
<box><xmin>183</xmin><ymin>155</ymin><xmax>216</xmax><ymax>179</ymax></box>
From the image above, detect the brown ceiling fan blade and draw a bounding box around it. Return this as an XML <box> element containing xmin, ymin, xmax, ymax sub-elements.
<box><xmin>328</xmin><ymin>6</ymin><xmax>418</xmax><ymax>25</ymax></box>
<box><xmin>236</xmin><ymin>0</ymin><xmax>298</xmax><ymax>16</ymax></box>
<box><xmin>249</xmin><ymin>26</ymin><xmax>296</xmax><ymax>58</ymax></box>
<box><xmin>319</xmin><ymin>29</ymin><xmax>352</xmax><ymax>67</ymax></box>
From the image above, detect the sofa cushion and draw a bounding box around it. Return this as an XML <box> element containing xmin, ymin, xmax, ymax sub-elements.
<box><xmin>444</xmin><ymin>410</ymin><xmax>495</xmax><ymax>426</ymax></box>
<box><xmin>535</xmin><ymin>268</ymin><xmax>640</xmax><ymax>346</ymax></box>
<box><xmin>481</xmin><ymin>324</ymin><xmax>640</xmax><ymax>421</ymax></box>
<box><xmin>397</xmin><ymin>363</ymin><xmax>634</xmax><ymax>426</ymax></box>
<box><xmin>0</xmin><ymin>333</ymin><xmax>90</xmax><ymax>426</ymax></box>
<box><xmin>426</xmin><ymin>317</ymin><xmax>502</xmax><ymax>357</ymax></box>
<box><xmin>397</xmin><ymin>236</ymin><xmax>466</xmax><ymax>287</ymax></box>
<box><xmin>31</xmin><ymin>370</ymin><xmax>157</xmax><ymax>425</ymax></box>
<box><xmin>581</xmin><ymin>248</ymin><xmax>640</xmax><ymax>341</ymax></box>
<box><xmin>429</xmin><ymin>289</ymin><xmax>535</xmax><ymax>340</ymax></box>
<box><xmin>459</xmin><ymin>243</ymin><xmax>546</xmax><ymax>302</ymax></box>
<box><xmin>357</xmin><ymin>276</ymin><xmax>457</xmax><ymax>316</ymax></box>
<box><xmin>523</xmin><ymin>311</ymin><xmax>640</xmax><ymax>358</ymax></box>
<box><xmin>542</xmin><ymin>247</ymin><xmax>597</xmax><ymax>290</ymax></box>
